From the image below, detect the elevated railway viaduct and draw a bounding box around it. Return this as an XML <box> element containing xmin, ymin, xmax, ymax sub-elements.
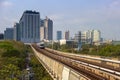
<box><xmin>31</xmin><ymin>45</ymin><xmax>120</xmax><ymax>80</ymax></box>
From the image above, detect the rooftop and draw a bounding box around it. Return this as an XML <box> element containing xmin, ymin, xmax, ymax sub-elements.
<box><xmin>24</xmin><ymin>10</ymin><xmax>39</xmax><ymax>14</ymax></box>
<box><xmin>20</xmin><ymin>10</ymin><xmax>40</xmax><ymax>21</ymax></box>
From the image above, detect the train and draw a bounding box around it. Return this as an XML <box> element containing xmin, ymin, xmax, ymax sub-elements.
<box><xmin>37</xmin><ymin>42</ymin><xmax>45</xmax><ymax>49</ymax></box>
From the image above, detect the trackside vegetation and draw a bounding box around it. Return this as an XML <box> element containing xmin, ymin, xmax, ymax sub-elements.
<box><xmin>0</xmin><ymin>40</ymin><xmax>52</xmax><ymax>80</ymax></box>
<box><xmin>0</xmin><ymin>40</ymin><xmax>27</xmax><ymax>79</ymax></box>
<box><xmin>47</xmin><ymin>43</ymin><xmax>120</xmax><ymax>58</ymax></box>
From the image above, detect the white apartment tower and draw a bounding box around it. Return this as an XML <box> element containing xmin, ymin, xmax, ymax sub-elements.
<box><xmin>92</xmin><ymin>30</ymin><xmax>101</xmax><ymax>42</ymax></box>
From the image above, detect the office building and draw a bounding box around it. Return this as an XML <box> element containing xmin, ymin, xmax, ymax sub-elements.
<box><xmin>4</xmin><ymin>28</ymin><xmax>14</xmax><ymax>40</ymax></box>
<box><xmin>13</xmin><ymin>23</ymin><xmax>20</xmax><ymax>41</ymax></box>
<box><xmin>44</xmin><ymin>16</ymin><xmax>53</xmax><ymax>40</ymax></box>
<box><xmin>57</xmin><ymin>31</ymin><xmax>62</xmax><ymax>40</ymax></box>
<box><xmin>0</xmin><ymin>33</ymin><xmax>4</xmax><ymax>40</ymax></box>
<box><xmin>19</xmin><ymin>10</ymin><xmax>40</xmax><ymax>43</ymax></box>
<box><xmin>64</xmin><ymin>30</ymin><xmax>69</xmax><ymax>40</ymax></box>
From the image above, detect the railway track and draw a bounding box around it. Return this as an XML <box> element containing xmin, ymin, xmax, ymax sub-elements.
<box><xmin>45</xmin><ymin>48</ymin><xmax>120</xmax><ymax>72</ymax></box>
<box><xmin>44</xmin><ymin>49</ymin><xmax>120</xmax><ymax>79</ymax></box>
<box><xmin>32</xmin><ymin>45</ymin><xmax>108</xmax><ymax>80</ymax></box>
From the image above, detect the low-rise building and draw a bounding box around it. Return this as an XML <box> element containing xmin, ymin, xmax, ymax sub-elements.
<box><xmin>60</xmin><ymin>39</ymin><xmax>74</xmax><ymax>45</ymax></box>
<box><xmin>112</xmin><ymin>40</ymin><xmax>120</xmax><ymax>45</ymax></box>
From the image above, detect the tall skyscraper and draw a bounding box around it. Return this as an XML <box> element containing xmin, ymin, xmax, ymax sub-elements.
<box><xmin>13</xmin><ymin>23</ymin><xmax>20</xmax><ymax>41</ymax></box>
<box><xmin>64</xmin><ymin>30</ymin><xmax>69</xmax><ymax>40</ymax></box>
<box><xmin>19</xmin><ymin>10</ymin><xmax>40</xmax><ymax>43</ymax></box>
<box><xmin>44</xmin><ymin>16</ymin><xmax>53</xmax><ymax>40</ymax></box>
<box><xmin>4</xmin><ymin>28</ymin><xmax>14</xmax><ymax>40</ymax></box>
<box><xmin>57</xmin><ymin>31</ymin><xmax>62</xmax><ymax>40</ymax></box>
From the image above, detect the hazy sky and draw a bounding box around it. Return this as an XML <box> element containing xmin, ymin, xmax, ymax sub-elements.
<box><xmin>0</xmin><ymin>0</ymin><xmax>120</xmax><ymax>40</ymax></box>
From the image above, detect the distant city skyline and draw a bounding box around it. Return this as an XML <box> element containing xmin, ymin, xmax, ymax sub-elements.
<box><xmin>0</xmin><ymin>0</ymin><xmax>120</xmax><ymax>40</ymax></box>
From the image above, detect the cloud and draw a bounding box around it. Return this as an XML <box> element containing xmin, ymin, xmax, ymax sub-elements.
<box><xmin>109</xmin><ymin>0</ymin><xmax>120</xmax><ymax>8</ymax></box>
<box><xmin>0</xmin><ymin>0</ymin><xmax>13</xmax><ymax>7</ymax></box>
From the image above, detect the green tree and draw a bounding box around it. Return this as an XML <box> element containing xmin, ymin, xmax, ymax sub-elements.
<box><xmin>0</xmin><ymin>64</ymin><xmax>21</xmax><ymax>79</ymax></box>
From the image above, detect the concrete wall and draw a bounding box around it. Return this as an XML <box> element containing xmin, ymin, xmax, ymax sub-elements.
<box><xmin>31</xmin><ymin>46</ymin><xmax>89</xmax><ymax>80</ymax></box>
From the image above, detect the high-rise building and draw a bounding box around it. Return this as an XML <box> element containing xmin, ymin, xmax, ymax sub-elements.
<box><xmin>40</xmin><ymin>26</ymin><xmax>45</xmax><ymax>41</ymax></box>
<box><xmin>74</xmin><ymin>30</ymin><xmax>101</xmax><ymax>44</ymax></box>
<box><xmin>13</xmin><ymin>23</ymin><xmax>20</xmax><ymax>41</ymax></box>
<box><xmin>64</xmin><ymin>30</ymin><xmax>69</xmax><ymax>40</ymax></box>
<box><xmin>57</xmin><ymin>31</ymin><xmax>62</xmax><ymax>40</ymax></box>
<box><xmin>87</xmin><ymin>30</ymin><xmax>93</xmax><ymax>44</ymax></box>
<box><xmin>92</xmin><ymin>30</ymin><xmax>101</xmax><ymax>42</ymax></box>
<box><xmin>40</xmin><ymin>19</ymin><xmax>45</xmax><ymax>41</ymax></box>
<box><xmin>81</xmin><ymin>31</ymin><xmax>88</xmax><ymax>43</ymax></box>
<box><xmin>81</xmin><ymin>30</ymin><xmax>93</xmax><ymax>44</ymax></box>
<box><xmin>19</xmin><ymin>10</ymin><xmax>40</xmax><ymax>43</ymax></box>
<box><xmin>44</xmin><ymin>16</ymin><xmax>53</xmax><ymax>40</ymax></box>
<box><xmin>4</xmin><ymin>28</ymin><xmax>14</xmax><ymax>40</ymax></box>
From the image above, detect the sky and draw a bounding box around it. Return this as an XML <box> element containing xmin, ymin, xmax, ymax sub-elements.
<box><xmin>0</xmin><ymin>0</ymin><xmax>120</xmax><ymax>40</ymax></box>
